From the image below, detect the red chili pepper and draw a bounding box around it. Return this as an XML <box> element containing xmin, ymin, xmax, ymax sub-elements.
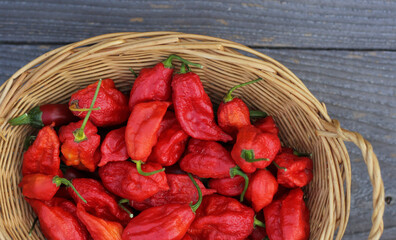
<box><xmin>181</xmin><ymin>234</ymin><xmax>193</xmax><ymax>240</ymax></box>
<box><xmin>22</xmin><ymin>125</ymin><xmax>60</xmax><ymax>176</ymax></box>
<box><xmin>217</xmin><ymin>78</ymin><xmax>262</xmax><ymax>137</ymax></box>
<box><xmin>98</xmin><ymin>127</ymin><xmax>128</xmax><ymax>167</ymax></box>
<box><xmin>8</xmin><ymin>104</ymin><xmax>78</xmax><ymax>128</ymax></box>
<box><xmin>208</xmin><ymin>175</ymin><xmax>245</xmax><ymax>197</ymax></box>
<box><xmin>245</xmin><ymin>169</ymin><xmax>278</xmax><ymax>212</ymax></box>
<box><xmin>274</xmin><ymin>152</ymin><xmax>313</xmax><ymax>188</ymax></box>
<box><xmin>248</xmin><ymin>212</ymin><xmax>267</xmax><ymax>240</ymax></box>
<box><xmin>254</xmin><ymin>116</ymin><xmax>279</xmax><ymax>135</ymax></box>
<box><xmin>67</xmin><ymin>178</ymin><xmax>132</xmax><ymax>227</ymax></box>
<box><xmin>172</xmin><ymin>65</ymin><xmax>232</xmax><ymax>142</ymax></box>
<box><xmin>263</xmin><ymin>188</ymin><xmax>310</xmax><ymax>240</ymax></box>
<box><xmin>231</xmin><ymin>125</ymin><xmax>281</xmax><ymax>173</ymax></box>
<box><xmin>130</xmin><ymin>173</ymin><xmax>216</xmax><ymax>211</ymax></box>
<box><xmin>187</xmin><ymin>194</ymin><xmax>255</xmax><ymax>240</ymax></box>
<box><xmin>122</xmin><ymin>173</ymin><xmax>202</xmax><ymax>240</ymax></box>
<box><xmin>26</xmin><ymin>197</ymin><xmax>90</xmax><ymax>240</ymax></box>
<box><xmin>99</xmin><ymin>161</ymin><xmax>169</xmax><ymax>202</ymax></box>
<box><xmin>70</xmin><ymin>78</ymin><xmax>129</xmax><ymax>127</ymax></box>
<box><xmin>125</xmin><ymin>101</ymin><xmax>170</xmax><ymax>171</ymax></box>
<box><xmin>76</xmin><ymin>203</ymin><xmax>123</xmax><ymax>240</ymax></box>
<box><xmin>157</xmin><ymin>111</ymin><xmax>178</xmax><ymax>136</ymax></box>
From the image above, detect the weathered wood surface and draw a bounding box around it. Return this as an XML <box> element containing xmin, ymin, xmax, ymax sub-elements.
<box><xmin>1</xmin><ymin>0</ymin><xmax>396</xmax><ymax>49</ymax></box>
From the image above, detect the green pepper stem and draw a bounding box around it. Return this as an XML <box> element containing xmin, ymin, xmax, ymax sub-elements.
<box><xmin>129</xmin><ymin>67</ymin><xmax>138</xmax><ymax>78</ymax></box>
<box><xmin>254</xmin><ymin>216</ymin><xmax>266</xmax><ymax>228</ymax></box>
<box><xmin>241</xmin><ymin>149</ymin><xmax>269</xmax><ymax>163</ymax></box>
<box><xmin>52</xmin><ymin>176</ymin><xmax>87</xmax><ymax>203</ymax></box>
<box><xmin>28</xmin><ymin>217</ymin><xmax>38</xmax><ymax>236</ymax></box>
<box><xmin>8</xmin><ymin>106</ymin><xmax>43</xmax><ymax>128</ymax></box>
<box><xmin>132</xmin><ymin>160</ymin><xmax>165</xmax><ymax>176</ymax></box>
<box><xmin>229</xmin><ymin>166</ymin><xmax>249</xmax><ymax>202</ymax></box>
<box><xmin>178</xmin><ymin>63</ymin><xmax>189</xmax><ymax>74</ymax></box>
<box><xmin>188</xmin><ymin>173</ymin><xmax>202</xmax><ymax>213</ymax></box>
<box><xmin>223</xmin><ymin>78</ymin><xmax>262</xmax><ymax>103</ymax></box>
<box><xmin>293</xmin><ymin>150</ymin><xmax>312</xmax><ymax>158</ymax></box>
<box><xmin>273</xmin><ymin>161</ymin><xmax>287</xmax><ymax>171</ymax></box>
<box><xmin>69</xmin><ymin>107</ymin><xmax>101</xmax><ymax>112</ymax></box>
<box><xmin>249</xmin><ymin>110</ymin><xmax>268</xmax><ymax>118</ymax></box>
<box><xmin>73</xmin><ymin>79</ymin><xmax>102</xmax><ymax>143</ymax></box>
<box><xmin>162</xmin><ymin>54</ymin><xmax>203</xmax><ymax>69</ymax></box>
<box><xmin>118</xmin><ymin>199</ymin><xmax>133</xmax><ymax>218</ymax></box>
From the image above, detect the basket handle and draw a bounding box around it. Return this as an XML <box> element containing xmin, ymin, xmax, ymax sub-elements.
<box><xmin>317</xmin><ymin>119</ymin><xmax>385</xmax><ymax>240</ymax></box>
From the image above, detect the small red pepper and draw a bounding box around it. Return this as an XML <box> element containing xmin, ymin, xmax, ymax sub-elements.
<box><xmin>187</xmin><ymin>194</ymin><xmax>255</xmax><ymax>240</ymax></box>
<box><xmin>263</xmin><ymin>188</ymin><xmax>310</xmax><ymax>240</ymax></box>
<box><xmin>99</xmin><ymin>161</ymin><xmax>169</xmax><ymax>202</ymax></box>
<box><xmin>208</xmin><ymin>175</ymin><xmax>245</xmax><ymax>197</ymax></box>
<box><xmin>245</xmin><ymin>169</ymin><xmax>278</xmax><ymax>212</ymax></box>
<box><xmin>22</xmin><ymin>125</ymin><xmax>60</xmax><ymax>176</ymax></box>
<box><xmin>217</xmin><ymin>78</ymin><xmax>262</xmax><ymax>137</ymax></box>
<box><xmin>76</xmin><ymin>203</ymin><xmax>123</xmax><ymax>240</ymax></box>
<box><xmin>98</xmin><ymin>127</ymin><xmax>128</xmax><ymax>167</ymax></box>
<box><xmin>67</xmin><ymin>178</ymin><xmax>132</xmax><ymax>227</ymax></box>
<box><xmin>8</xmin><ymin>103</ymin><xmax>79</xmax><ymax>128</ymax></box>
<box><xmin>70</xmin><ymin>78</ymin><xmax>129</xmax><ymax>127</ymax></box>
<box><xmin>274</xmin><ymin>152</ymin><xmax>313</xmax><ymax>188</ymax></box>
<box><xmin>157</xmin><ymin>111</ymin><xmax>178</xmax><ymax>136</ymax></box>
<box><xmin>172</xmin><ymin>65</ymin><xmax>232</xmax><ymax>142</ymax></box>
<box><xmin>130</xmin><ymin>173</ymin><xmax>216</xmax><ymax>211</ymax></box>
<box><xmin>254</xmin><ymin>116</ymin><xmax>279</xmax><ymax>135</ymax></box>
<box><xmin>122</xmin><ymin>173</ymin><xmax>202</xmax><ymax>240</ymax></box>
<box><xmin>231</xmin><ymin>125</ymin><xmax>281</xmax><ymax>173</ymax></box>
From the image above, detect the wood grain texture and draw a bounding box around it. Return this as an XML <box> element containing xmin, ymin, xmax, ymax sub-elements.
<box><xmin>1</xmin><ymin>0</ymin><xmax>396</xmax><ymax>49</ymax></box>
<box><xmin>0</xmin><ymin>44</ymin><xmax>394</xmax><ymax>239</ymax></box>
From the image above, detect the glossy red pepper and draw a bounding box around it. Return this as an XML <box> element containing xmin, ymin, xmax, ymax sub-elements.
<box><xmin>22</xmin><ymin>125</ymin><xmax>60</xmax><ymax>176</ymax></box>
<box><xmin>245</xmin><ymin>169</ymin><xmax>278</xmax><ymax>212</ymax></box>
<box><xmin>188</xmin><ymin>194</ymin><xmax>255</xmax><ymax>240</ymax></box>
<box><xmin>99</xmin><ymin>161</ymin><xmax>169</xmax><ymax>202</ymax></box>
<box><xmin>8</xmin><ymin>104</ymin><xmax>78</xmax><ymax>128</ymax></box>
<box><xmin>98</xmin><ymin>127</ymin><xmax>128</xmax><ymax>167</ymax></box>
<box><xmin>172</xmin><ymin>65</ymin><xmax>232</xmax><ymax>142</ymax></box>
<box><xmin>263</xmin><ymin>188</ymin><xmax>310</xmax><ymax>240</ymax></box>
<box><xmin>67</xmin><ymin>178</ymin><xmax>132</xmax><ymax>226</ymax></box>
<box><xmin>274</xmin><ymin>152</ymin><xmax>313</xmax><ymax>188</ymax></box>
<box><xmin>231</xmin><ymin>125</ymin><xmax>281</xmax><ymax>173</ymax></box>
<box><xmin>70</xmin><ymin>79</ymin><xmax>129</xmax><ymax>127</ymax></box>
<box><xmin>217</xmin><ymin>78</ymin><xmax>262</xmax><ymax>137</ymax></box>
<box><xmin>254</xmin><ymin>116</ymin><xmax>279</xmax><ymax>135</ymax></box>
<box><xmin>26</xmin><ymin>198</ymin><xmax>90</xmax><ymax>240</ymax></box>
<box><xmin>76</xmin><ymin>203</ymin><xmax>123</xmax><ymax>240</ymax></box>
<box><xmin>122</xmin><ymin>173</ymin><xmax>202</xmax><ymax>240</ymax></box>
<box><xmin>208</xmin><ymin>175</ymin><xmax>245</xmax><ymax>197</ymax></box>
<box><xmin>130</xmin><ymin>174</ymin><xmax>216</xmax><ymax>211</ymax></box>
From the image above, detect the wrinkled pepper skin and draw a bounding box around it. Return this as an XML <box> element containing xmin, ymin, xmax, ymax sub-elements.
<box><xmin>208</xmin><ymin>176</ymin><xmax>245</xmax><ymax>197</ymax></box>
<box><xmin>188</xmin><ymin>194</ymin><xmax>255</xmax><ymax>240</ymax></box>
<box><xmin>26</xmin><ymin>198</ymin><xmax>89</xmax><ymax>240</ymax></box>
<box><xmin>125</xmin><ymin>101</ymin><xmax>170</xmax><ymax>162</ymax></box>
<box><xmin>148</xmin><ymin>122</ymin><xmax>189</xmax><ymax>166</ymax></box>
<box><xmin>122</xmin><ymin>203</ymin><xmax>195</xmax><ymax>240</ymax></box>
<box><xmin>99</xmin><ymin>161</ymin><xmax>169</xmax><ymax>202</ymax></box>
<box><xmin>217</xmin><ymin>98</ymin><xmax>251</xmax><ymax>137</ymax></box>
<box><xmin>67</xmin><ymin>178</ymin><xmax>131</xmax><ymax>227</ymax></box>
<box><xmin>130</xmin><ymin>174</ymin><xmax>216</xmax><ymax>211</ymax></box>
<box><xmin>157</xmin><ymin>111</ymin><xmax>178</xmax><ymax>136</ymax></box>
<box><xmin>179</xmin><ymin>139</ymin><xmax>236</xmax><ymax>178</ymax></box>
<box><xmin>77</xmin><ymin>203</ymin><xmax>123</xmax><ymax>240</ymax></box>
<box><xmin>264</xmin><ymin>188</ymin><xmax>310</xmax><ymax>240</ymax></box>
<box><xmin>22</xmin><ymin>125</ymin><xmax>60</xmax><ymax>176</ymax></box>
<box><xmin>245</xmin><ymin>169</ymin><xmax>278</xmax><ymax>212</ymax></box>
<box><xmin>172</xmin><ymin>71</ymin><xmax>232</xmax><ymax>142</ymax></box>
<box><xmin>70</xmin><ymin>79</ymin><xmax>129</xmax><ymax>127</ymax></box>
<box><xmin>254</xmin><ymin>116</ymin><xmax>279</xmax><ymax>135</ymax></box>
<box><xmin>19</xmin><ymin>174</ymin><xmax>58</xmax><ymax>200</ymax></box>
<box><xmin>275</xmin><ymin>153</ymin><xmax>313</xmax><ymax>188</ymax></box>
<box><xmin>59</xmin><ymin>120</ymin><xmax>101</xmax><ymax>172</ymax></box>
<box><xmin>98</xmin><ymin>127</ymin><xmax>128</xmax><ymax>167</ymax></box>
<box><xmin>231</xmin><ymin>125</ymin><xmax>281</xmax><ymax>173</ymax></box>
<box><xmin>129</xmin><ymin>63</ymin><xmax>174</xmax><ymax>110</ymax></box>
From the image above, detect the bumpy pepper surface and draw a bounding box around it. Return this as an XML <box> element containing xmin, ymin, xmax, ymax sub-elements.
<box><xmin>208</xmin><ymin>175</ymin><xmax>245</xmax><ymax>197</ymax></box>
<box><xmin>254</xmin><ymin>116</ymin><xmax>279</xmax><ymax>135</ymax></box>
<box><xmin>70</xmin><ymin>79</ymin><xmax>129</xmax><ymax>127</ymax></box>
<box><xmin>245</xmin><ymin>169</ymin><xmax>278</xmax><ymax>212</ymax></box>
<box><xmin>275</xmin><ymin>152</ymin><xmax>313</xmax><ymax>188</ymax></box>
<box><xmin>98</xmin><ymin>127</ymin><xmax>128</xmax><ymax>167</ymax></box>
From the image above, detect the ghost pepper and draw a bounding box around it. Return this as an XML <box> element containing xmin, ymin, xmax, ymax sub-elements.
<box><xmin>245</xmin><ymin>169</ymin><xmax>278</xmax><ymax>212</ymax></box>
<box><xmin>70</xmin><ymin>78</ymin><xmax>129</xmax><ymax>126</ymax></box>
<box><xmin>172</xmin><ymin>64</ymin><xmax>232</xmax><ymax>142</ymax></box>
<box><xmin>275</xmin><ymin>152</ymin><xmax>313</xmax><ymax>188</ymax></box>
<box><xmin>98</xmin><ymin>127</ymin><xmax>128</xmax><ymax>167</ymax></box>
<box><xmin>231</xmin><ymin>125</ymin><xmax>281</xmax><ymax>173</ymax></box>
<box><xmin>208</xmin><ymin>175</ymin><xmax>245</xmax><ymax>197</ymax></box>
<box><xmin>254</xmin><ymin>116</ymin><xmax>279</xmax><ymax>135</ymax></box>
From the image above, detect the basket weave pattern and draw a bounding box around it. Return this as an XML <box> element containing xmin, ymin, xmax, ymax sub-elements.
<box><xmin>0</xmin><ymin>32</ymin><xmax>384</xmax><ymax>240</ymax></box>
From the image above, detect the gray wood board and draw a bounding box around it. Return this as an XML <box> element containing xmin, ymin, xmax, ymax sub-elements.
<box><xmin>1</xmin><ymin>44</ymin><xmax>395</xmax><ymax>239</ymax></box>
<box><xmin>1</xmin><ymin>0</ymin><xmax>396</xmax><ymax>49</ymax></box>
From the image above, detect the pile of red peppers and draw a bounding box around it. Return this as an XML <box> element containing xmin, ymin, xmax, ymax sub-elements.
<box><xmin>11</xmin><ymin>54</ymin><xmax>313</xmax><ymax>240</ymax></box>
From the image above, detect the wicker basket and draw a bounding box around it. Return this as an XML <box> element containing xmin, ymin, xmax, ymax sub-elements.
<box><xmin>0</xmin><ymin>32</ymin><xmax>384</xmax><ymax>240</ymax></box>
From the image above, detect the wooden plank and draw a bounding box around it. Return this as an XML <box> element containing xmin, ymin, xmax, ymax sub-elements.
<box><xmin>1</xmin><ymin>0</ymin><xmax>396</xmax><ymax>49</ymax></box>
<box><xmin>0</xmin><ymin>45</ymin><xmax>395</xmax><ymax>239</ymax></box>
